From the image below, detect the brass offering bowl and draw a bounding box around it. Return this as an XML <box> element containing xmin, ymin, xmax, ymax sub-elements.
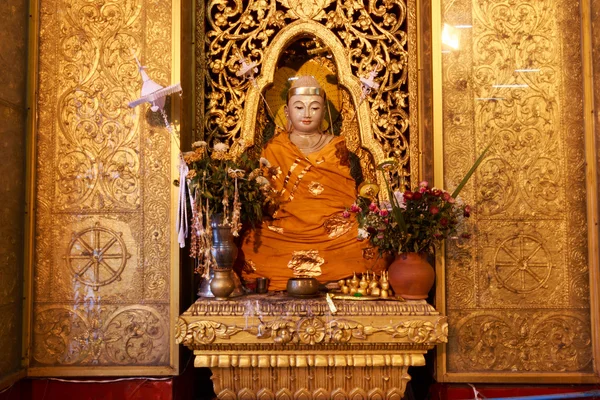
<box><xmin>286</xmin><ymin>277</ymin><xmax>320</xmax><ymax>297</ymax></box>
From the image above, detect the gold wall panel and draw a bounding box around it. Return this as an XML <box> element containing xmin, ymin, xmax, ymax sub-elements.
<box><xmin>0</xmin><ymin>0</ymin><xmax>27</xmax><ymax>384</ymax></box>
<box><xmin>32</xmin><ymin>0</ymin><xmax>177</xmax><ymax>373</ymax></box>
<box><xmin>440</xmin><ymin>0</ymin><xmax>594</xmax><ymax>379</ymax></box>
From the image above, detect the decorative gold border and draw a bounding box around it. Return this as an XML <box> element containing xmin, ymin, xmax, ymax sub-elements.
<box><xmin>169</xmin><ymin>0</ymin><xmax>182</xmax><ymax>375</ymax></box>
<box><xmin>408</xmin><ymin>0</ymin><xmax>420</xmax><ymax>187</ymax></box>
<box><xmin>431</xmin><ymin>0</ymin><xmax>448</xmax><ymax>383</ymax></box>
<box><xmin>582</xmin><ymin>0</ymin><xmax>600</xmax><ymax>379</ymax></box>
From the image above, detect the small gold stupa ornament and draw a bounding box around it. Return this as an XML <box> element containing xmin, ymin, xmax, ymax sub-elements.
<box><xmin>337</xmin><ymin>271</ymin><xmax>392</xmax><ymax>299</ymax></box>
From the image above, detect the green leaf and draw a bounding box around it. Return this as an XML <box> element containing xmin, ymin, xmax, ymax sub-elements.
<box><xmin>451</xmin><ymin>142</ymin><xmax>493</xmax><ymax>199</ymax></box>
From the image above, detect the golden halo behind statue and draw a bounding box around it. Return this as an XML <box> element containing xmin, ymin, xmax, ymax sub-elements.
<box><xmin>265</xmin><ymin>59</ymin><xmax>341</xmax><ymax>132</ymax></box>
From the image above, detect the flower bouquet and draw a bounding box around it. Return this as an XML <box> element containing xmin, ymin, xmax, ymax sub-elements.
<box><xmin>183</xmin><ymin>140</ymin><xmax>279</xmax><ymax>281</ymax></box>
<box><xmin>348</xmin><ymin>147</ymin><xmax>489</xmax><ymax>298</ymax></box>
<box><xmin>352</xmin><ymin>180</ymin><xmax>471</xmax><ymax>256</ymax></box>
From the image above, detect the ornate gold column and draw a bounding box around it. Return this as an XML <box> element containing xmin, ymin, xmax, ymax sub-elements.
<box><xmin>436</xmin><ymin>0</ymin><xmax>599</xmax><ymax>382</ymax></box>
<box><xmin>28</xmin><ymin>0</ymin><xmax>180</xmax><ymax>375</ymax></box>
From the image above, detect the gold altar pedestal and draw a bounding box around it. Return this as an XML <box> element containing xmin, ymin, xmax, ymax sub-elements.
<box><xmin>177</xmin><ymin>294</ymin><xmax>447</xmax><ymax>399</ymax></box>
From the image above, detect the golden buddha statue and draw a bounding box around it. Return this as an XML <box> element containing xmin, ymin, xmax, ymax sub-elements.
<box><xmin>240</xmin><ymin>76</ymin><xmax>378</xmax><ymax>291</ymax></box>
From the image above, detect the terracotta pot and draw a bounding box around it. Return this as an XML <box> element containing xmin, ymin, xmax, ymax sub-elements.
<box><xmin>387</xmin><ymin>253</ymin><xmax>434</xmax><ymax>300</ymax></box>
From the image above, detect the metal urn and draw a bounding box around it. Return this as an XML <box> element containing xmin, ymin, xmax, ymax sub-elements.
<box><xmin>197</xmin><ymin>214</ymin><xmax>244</xmax><ymax>298</ymax></box>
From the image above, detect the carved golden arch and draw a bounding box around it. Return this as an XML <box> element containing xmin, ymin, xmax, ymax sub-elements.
<box><xmin>240</xmin><ymin>20</ymin><xmax>386</xmax><ymax>171</ymax></box>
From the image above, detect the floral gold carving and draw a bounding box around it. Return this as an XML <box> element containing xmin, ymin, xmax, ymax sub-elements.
<box><xmin>33</xmin><ymin>306</ymin><xmax>168</xmax><ymax>365</ymax></box>
<box><xmin>297</xmin><ymin>318</ymin><xmax>326</xmax><ymax>345</ymax></box>
<box><xmin>179</xmin><ymin>320</ymin><xmax>243</xmax><ymax>346</ymax></box>
<box><xmin>177</xmin><ymin>300</ymin><xmax>448</xmax><ymax>348</ymax></box>
<box><xmin>280</xmin><ymin>0</ymin><xmax>334</xmax><ymax>20</ymax></box>
<box><xmin>381</xmin><ymin>321</ymin><xmax>448</xmax><ymax>344</ymax></box>
<box><xmin>442</xmin><ymin>0</ymin><xmax>592</xmax><ymax>376</ymax></box>
<box><xmin>450</xmin><ymin>311</ymin><xmax>592</xmax><ymax>372</ymax></box>
<box><xmin>329</xmin><ymin>319</ymin><xmax>366</xmax><ymax>342</ymax></box>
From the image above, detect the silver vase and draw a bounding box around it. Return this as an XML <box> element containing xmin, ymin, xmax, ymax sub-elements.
<box><xmin>197</xmin><ymin>214</ymin><xmax>244</xmax><ymax>298</ymax></box>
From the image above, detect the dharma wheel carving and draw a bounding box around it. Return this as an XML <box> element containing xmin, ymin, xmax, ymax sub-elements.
<box><xmin>65</xmin><ymin>223</ymin><xmax>131</xmax><ymax>290</ymax></box>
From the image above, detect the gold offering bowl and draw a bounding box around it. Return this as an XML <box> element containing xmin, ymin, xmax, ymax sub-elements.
<box><xmin>286</xmin><ymin>277</ymin><xmax>320</xmax><ymax>296</ymax></box>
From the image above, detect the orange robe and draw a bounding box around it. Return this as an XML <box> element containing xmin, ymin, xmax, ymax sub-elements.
<box><xmin>240</xmin><ymin>133</ymin><xmax>376</xmax><ymax>291</ymax></box>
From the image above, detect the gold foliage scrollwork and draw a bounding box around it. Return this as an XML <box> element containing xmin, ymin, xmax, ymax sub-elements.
<box><xmin>451</xmin><ymin>312</ymin><xmax>592</xmax><ymax>372</ymax></box>
<box><xmin>329</xmin><ymin>319</ymin><xmax>366</xmax><ymax>342</ymax></box>
<box><xmin>202</xmin><ymin>0</ymin><xmax>414</xmax><ymax>187</ymax></box>
<box><xmin>179</xmin><ymin>315</ymin><xmax>448</xmax><ymax>347</ymax></box>
<box><xmin>53</xmin><ymin>0</ymin><xmax>146</xmax><ymax>211</ymax></box>
<box><xmin>33</xmin><ymin>306</ymin><xmax>168</xmax><ymax>365</ymax></box>
<box><xmin>382</xmin><ymin>320</ymin><xmax>448</xmax><ymax>344</ymax></box>
<box><xmin>179</xmin><ymin>320</ymin><xmax>243</xmax><ymax>346</ymax></box>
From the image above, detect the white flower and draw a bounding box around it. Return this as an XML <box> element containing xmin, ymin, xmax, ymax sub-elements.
<box><xmin>255</xmin><ymin>176</ymin><xmax>270</xmax><ymax>186</ymax></box>
<box><xmin>192</xmin><ymin>140</ymin><xmax>207</xmax><ymax>148</ymax></box>
<box><xmin>357</xmin><ymin>228</ymin><xmax>370</xmax><ymax>241</ymax></box>
<box><xmin>393</xmin><ymin>191</ymin><xmax>406</xmax><ymax>209</ymax></box>
<box><xmin>213</xmin><ymin>142</ymin><xmax>229</xmax><ymax>152</ymax></box>
<box><xmin>260</xmin><ymin>157</ymin><xmax>271</xmax><ymax>167</ymax></box>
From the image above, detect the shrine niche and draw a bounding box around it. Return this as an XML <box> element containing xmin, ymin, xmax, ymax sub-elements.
<box><xmin>197</xmin><ymin>0</ymin><xmax>422</xmax><ymax>190</ymax></box>
<box><xmin>177</xmin><ymin>0</ymin><xmax>444</xmax><ymax>398</ymax></box>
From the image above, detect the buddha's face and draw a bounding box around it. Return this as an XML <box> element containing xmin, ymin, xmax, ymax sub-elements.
<box><xmin>285</xmin><ymin>94</ymin><xmax>324</xmax><ymax>134</ymax></box>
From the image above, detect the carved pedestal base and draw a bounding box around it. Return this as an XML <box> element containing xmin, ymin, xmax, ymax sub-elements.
<box><xmin>211</xmin><ymin>365</ymin><xmax>410</xmax><ymax>399</ymax></box>
<box><xmin>177</xmin><ymin>294</ymin><xmax>447</xmax><ymax>400</ymax></box>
